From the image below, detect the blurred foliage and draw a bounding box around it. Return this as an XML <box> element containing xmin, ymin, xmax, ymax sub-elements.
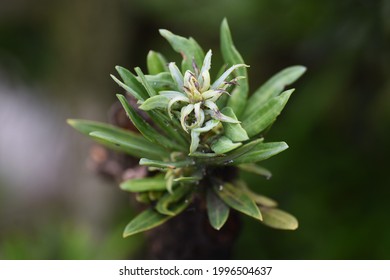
<box><xmin>1</xmin><ymin>0</ymin><xmax>389</xmax><ymax>259</ymax></box>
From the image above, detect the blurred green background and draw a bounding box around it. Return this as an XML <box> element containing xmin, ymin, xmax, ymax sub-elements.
<box><xmin>1</xmin><ymin>0</ymin><xmax>389</xmax><ymax>259</ymax></box>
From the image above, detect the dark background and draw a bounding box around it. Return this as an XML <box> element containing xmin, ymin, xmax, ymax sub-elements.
<box><xmin>0</xmin><ymin>0</ymin><xmax>389</xmax><ymax>259</ymax></box>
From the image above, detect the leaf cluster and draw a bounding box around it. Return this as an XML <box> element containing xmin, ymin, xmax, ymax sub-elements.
<box><xmin>68</xmin><ymin>19</ymin><xmax>305</xmax><ymax>237</ymax></box>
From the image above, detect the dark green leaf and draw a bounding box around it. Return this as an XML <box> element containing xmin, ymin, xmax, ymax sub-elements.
<box><xmin>244</xmin><ymin>66</ymin><xmax>306</xmax><ymax>119</ymax></box>
<box><xmin>113</xmin><ymin>66</ymin><xmax>148</xmax><ymax>101</ymax></box>
<box><xmin>173</xmin><ymin>175</ymin><xmax>202</xmax><ymax>183</ymax></box>
<box><xmin>117</xmin><ymin>94</ymin><xmax>178</xmax><ymax>150</ymax></box>
<box><xmin>123</xmin><ymin>208</ymin><xmax>171</xmax><ymax>237</ymax></box>
<box><xmin>89</xmin><ymin>131</ymin><xmax>169</xmax><ymax>159</ymax></box>
<box><xmin>134</xmin><ymin>67</ymin><xmax>157</xmax><ymax>97</ymax></box>
<box><xmin>67</xmin><ymin>119</ymin><xmax>166</xmax><ymax>159</ymax></box>
<box><xmin>221</xmin><ymin>107</ymin><xmax>249</xmax><ymax>142</ymax></box>
<box><xmin>242</xmin><ymin>89</ymin><xmax>293</xmax><ymax>137</ymax></box>
<box><xmin>147</xmin><ymin>51</ymin><xmax>168</xmax><ymax>75</ymax></box>
<box><xmin>139</xmin><ymin>158</ymin><xmax>195</xmax><ymax>169</ymax></box>
<box><xmin>143</xmin><ymin>72</ymin><xmax>176</xmax><ymax>91</ymax></box>
<box><xmin>202</xmin><ymin>138</ymin><xmax>263</xmax><ymax>165</ymax></box>
<box><xmin>211</xmin><ymin>136</ymin><xmax>242</xmax><ymax>154</ymax></box>
<box><xmin>220</xmin><ymin>18</ymin><xmax>249</xmax><ymax>117</ymax></box>
<box><xmin>214</xmin><ymin>182</ymin><xmax>262</xmax><ymax>220</ymax></box>
<box><xmin>233</xmin><ymin>142</ymin><xmax>289</xmax><ymax>164</ymax></box>
<box><xmin>260</xmin><ymin>208</ymin><xmax>298</xmax><ymax>230</ymax></box>
<box><xmin>235</xmin><ymin>180</ymin><xmax>278</xmax><ymax>208</ymax></box>
<box><xmin>155</xmin><ymin>185</ymin><xmax>192</xmax><ymax>216</ymax></box>
<box><xmin>120</xmin><ymin>176</ymin><xmax>167</xmax><ymax>192</ymax></box>
<box><xmin>159</xmin><ymin>29</ymin><xmax>204</xmax><ymax>72</ymax></box>
<box><xmin>147</xmin><ymin>111</ymin><xmax>189</xmax><ymax>148</ymax></box>
<box><xmin>207</xmin><ymin>188</ymin><xmax>230</xmax><ymax>230</ymax></box>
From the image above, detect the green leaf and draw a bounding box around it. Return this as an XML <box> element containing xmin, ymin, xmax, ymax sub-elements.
<box><xmin>202</xmin><ymin>138</ymin><xmax>264</xmax><ymax>165</ymax></box>
<box><xmin>147</xmin><ymin>51</ymin><xmax>168</xmax><ymax>75</ymax></box>
<box><xmin>243</xmin><ymin>66</ymin><xmax>306</xmax><ymax>119</ymax></box>
<box><xmin>143</xmin><ymin>72</ymin><xmax>176</xmax><ymax>91</ymax></box>
<box><xmin>147</xmin><ymin>111</ymin><xmax>189</xmax><ymax>148</ymax></box>
<box><xmin>159</xmin><ymin>29</ymin><xmax>204</xmax><ymax>72</ymax></box>
<box><xmin>134</xmin><ymin>67</ymin><xmax>157</xmax><ymax>97</ymax></box>
<box><xmin>120</xmin><ymin>176</ymin><xmax>167</xmax><ymax>192</ymax></box>
<box><xmin>139</xmin><ymin>95</ymin><xmax>170</xmax><ymax>111</ymax></box>
<box><xmin>221</xmin><ymin>18</ymin><xmax>249</xmax><ymax>118</ymax></box>
<box><xmin>235</xmin><ymin>180</ymin><xmax>278</xmax><ymax>208</ymax></box>
<box><xmin>117</xmin><ymin>94</ymin><xmax>179</xmax><ymax>150</ymax></box>
<box><xmin>238</xmin><ymin>163</ymin><xmax>272</xmax><ymax>179</ymax></box>
<box><xmin>173</xmin><ymin>175</ymin><xmax>202</xmax><ymax>183</ymax></box>
<box><xmin>221</xmin><ymin>107</ymin><xmax>249</xmax><ymax>142</ymax></box>
<box><xmin>123</xmin><ymin>208</ymin><xmax>171</xmax><ymax>237</ymax></box>
<box><xmin>89</xmin><ymin>130</ymin><xmax>169</xmax><ymax>159</ymax></box>
<box><xmin>207</xmin><ymin>188</ymin><xmax>230</xmax><ymax>230</ymax></box>
<box><xmin>155</xmin><ymin>185</ymin><xmax>192</xmax><ymax>216</ymax></box>
<box><xmin>67</xmin><ymin>119</ymin><xmax>166</xmax><ymax>159</ymax></box>
<box><xmin>233</xmin><ymin>141</ymin><xmax>289</xmax><ymax>164</ymax></box>
<box><xmin>211</xmin><ymin>136</ymin><xmax>242</xmax><ymax>154</ymax></box>
<box><xmin>242</xmin><ymin>89</ymin><xmax>294</xmax><ymax>137</ymax></box>
<box><xmin>139</xmin><ymin>158</ymin><xmax>195</xmax><ymax>169</ymax></box>
<box><xmin>214</xmin><ymin>182</ymin><xmax>262</xmax><ymax>220</ymax></box>
<box><xmin>260</xmin><ymin>208</ymin><xmax>298</xmax><ymax>230</ymax></box>
<box><xmin>113</xmin><ymin>66</ymin><xmax>148</xmax><ymax>101</ymax></box>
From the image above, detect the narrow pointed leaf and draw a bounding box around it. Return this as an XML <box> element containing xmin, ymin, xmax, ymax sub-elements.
<box><xmin>207</xmin><ymin>188</ymin><xmax>230</xmax><ymax>230</ymax></box>
<box><xmin>242</xmin><ymin>89</ymin><xmax>294</xmax><ymax>137</ymax></box>
<box><xmin>139</xmin><ymin>95</ymin><xmax>170</xmax><ymax>111</ymax></box>
<box><xmin>134</xmin><ymin>67</ymin><xmax>157</xmax><ymax>97</ymax></box>
<box><xmin>159</xmin><ymin>29</ymin><xmax>204</xmax><ymax>72</ymax></box>
<box><xmin>233</xmin><ymin>141</ymin><xmax>289</xmax><ymax>164</ymax></box>
<box><xmin>89</xmin><ymin>131</ymin><xmax>169</xmax><ymax>159</ymax></box>
<box><xmin>202</xmin><ymin>138</ymin><xmax>264</xmax><ymax>165</ymax></box>
<box><xmin>220</xmin><ymin>18</ymin><xmax>249</xmax><ymax>117</ymax></box>
<box><xmin>155</xmin><ymin>185</ymin><xmax>192</xmax><ymax>216</ymax></box>
<box><xmin>147</xmin><ymin>50</ymin><xmax>168</xmax><ymax>75</ymax></box>
<box><xmin>260</xmin><ymin>208</ymin><xmax>298</xmax><ymax>230</ymax></box>
<box><xmin>244</xmin><ymin>66</ymin><xmax>306</xmax><ymax>119</ymax></box>
<box><xmin>221</xmin><ymin>107</ymin><xmax>249</xmax><ymax>142</ymax></box>
<box><xmin>235</xmin><ymin>180</ymin><xmax>278</xmax><ymax>208</ymax></box>
<box><xmin>117</xmin><ymin>94</ymin><xmax>177</xmax><ymax>150</ymax></box>
<box><xmin>214</xmin><ymin>182</ymin><xmax>262</xmax><ymax>220</ymax></box>
<box><xmin>251</xmin><ymin>194</ymin><xmax>278</xmax><ymax>208</ymax></box>
<box><xmin>123</xmin><ymin>208</ymin><xmax>171</xmax><ymax>237</ymax></box>
<box><xmin>238</xmin><ymin>163</ymin><xmax>272</xmax><ymax>179</ymax></box>
<box><xmin>147</xmin><ymin>111</ymin><xmax>189</xmax><ymax>147</ymax></box>
<box><xmin>114</xmin><ymin>66</ymin><xmax>148</xmax><ymax>101</ymax></box>
<box><xmin>120</xmin><ymin>176</ymin><xmax>167</xmax><ymax>192</ymax></box>
<box><xmin>143</xmin><ymin>72</ymin><xmax>176</xmax><ymax>91</ymax></box>
<box><xmin>139</xmin><ymin>158</ymin><xmax>195</xmax><ymax>169</ymax></box>
<box><xmin>211</xmin><ymin>64</ymin><xmax>248</xmax><ymax>90</ymax></box>
<box><xmin>173</xmin><ymin>175</ymin><xmax>202</xmax><ymax>183</ymax></box>
<box><xmin>67</xmin><ymin>119</ymin><xmax>166</xmax><ymax>159</ymax></box>
<box><xmin>211</xmin><ymin>136</ymin><xmax>242</xmax><ymax>154</ymax></box>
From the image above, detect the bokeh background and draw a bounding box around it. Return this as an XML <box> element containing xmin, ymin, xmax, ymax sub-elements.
<box><xmin>1</xmin><ymin>0</ymin><xmax>389</xmax><ymax>259</ymax></box>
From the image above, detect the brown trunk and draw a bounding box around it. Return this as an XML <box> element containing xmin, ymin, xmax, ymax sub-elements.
<box><xmin>144</xmin><ymin>196</ymin><xmax>241</xmax><ymax>260</ymax></box>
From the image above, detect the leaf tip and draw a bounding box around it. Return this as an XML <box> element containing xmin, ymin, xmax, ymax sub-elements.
<box><xmin>159</xmin><ymin>29</ymin><xmax>170</xmax><ymax>37</ymax></box>
<box><xmin>66</xmin><ymin>119</ymin><xmax>76</xmax><ymax>127</ymax></box>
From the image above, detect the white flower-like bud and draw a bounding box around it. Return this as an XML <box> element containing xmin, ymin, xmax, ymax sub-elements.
<box><xmin>140</xmin><ymin>49</ymin><xmax>249</xmax><ymax>154</ymax></box>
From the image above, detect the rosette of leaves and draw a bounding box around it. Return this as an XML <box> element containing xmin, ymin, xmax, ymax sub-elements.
<box><xmin>68</xmin><ymin>19</ymin><xmax>306</xmax><ymax>237</ymax></box>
